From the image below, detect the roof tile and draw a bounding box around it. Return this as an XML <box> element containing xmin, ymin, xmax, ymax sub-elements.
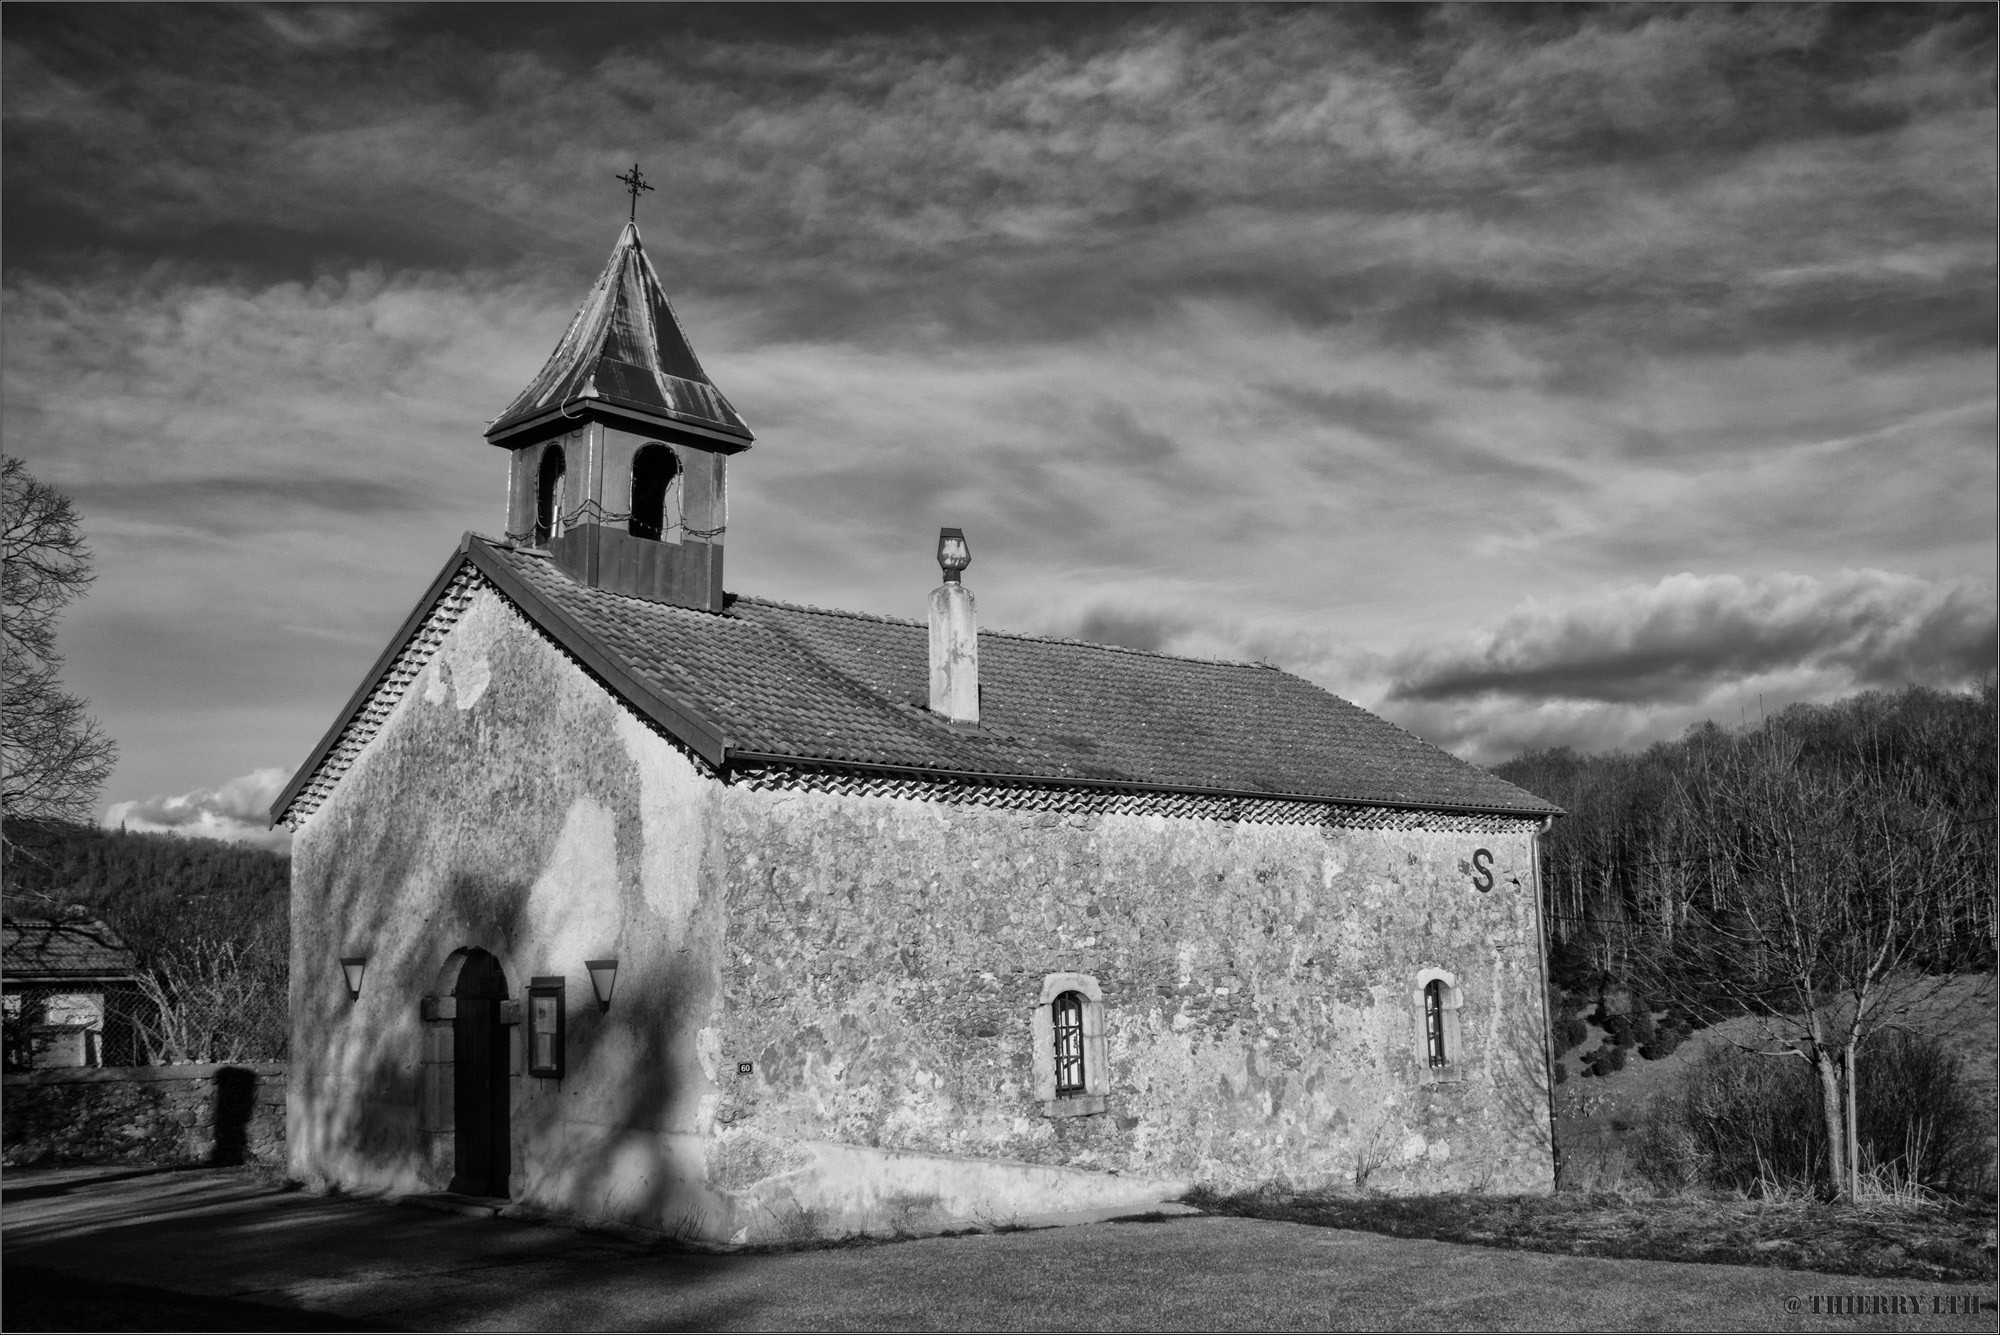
<box><xmin>2</xmin><ymin>918</ymin><xmax>141</xmax><ymax>981</ymax></box>
<box><xmin>479</xmin><ymin>540</ymin><xmax>1557</xmax><ymax>816</ymax></box>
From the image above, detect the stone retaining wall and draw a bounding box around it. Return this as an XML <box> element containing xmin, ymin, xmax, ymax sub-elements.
<box><xmin>2</xmin><ymin>1063</ymin><xmax>286</xmax><ymax>1168</ymax></box>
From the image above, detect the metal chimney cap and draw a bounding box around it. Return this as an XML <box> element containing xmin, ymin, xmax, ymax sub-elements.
<box><xmin>937</xmin><ymin>527</ymin><xmax>971</xmax><ymax>582</ymax></box>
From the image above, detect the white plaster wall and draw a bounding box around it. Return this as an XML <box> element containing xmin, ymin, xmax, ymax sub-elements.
<box><xmin>289</xmin><ymin>586</ymin><xmax>731</xmax><ymax>1232</ymax></box>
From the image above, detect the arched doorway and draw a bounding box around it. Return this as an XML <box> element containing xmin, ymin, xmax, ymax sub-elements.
<box><xmin>448</xmin><ymin>949</ymin><xmax>511</xmax><ymax>1198</ymax></box>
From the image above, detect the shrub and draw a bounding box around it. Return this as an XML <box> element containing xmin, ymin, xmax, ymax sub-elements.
<box><xmin>1552</xmin><ymin>1062</ymin><xmax>1568</xmax><ymax>1085</ymax></box>
<box><xmin>1634</xmin><ymin>1030</ymin><xmax>1986</xmax><ymax>1199</ymax></box>
<box><xmin>1555</xmin><ymin>1012</ymin><xmax>1589</xmax><ymax>1054</ymax></box>
<box><xmin>1608</xmin><ymin>1045</ymin><xmax>1628</xmax><ymax>1072</ymax></box>
<box><xmin>1547</xmin><ymin>938</ymin><xmax>1601</xmax><ymax>993</ymax></box>
<box><xmin>1612</xmin><ymin>1025</ymin><xmax>1637</xmax><ymax>1050</ymax></box>
<box><xmin>1633</xmin><ymin>1107</ymin><xmax>1705</xmax><ymax>1192</ymax></box>
<box><xmin>1634</xmin><ymin>1044</ymin><xmax>1822</xmax><ymax>1195</ymax></box>
<box><xmin>1631</xmin><ymin>1009</ymin><xmax>1658</xmax><ymax>1046</ymax></box>
<box><xmin>1638</xmin><ymin>1027</ymin><xmax>1682</xmax><ymax>1061</ymax></box>
<box><xmin>1854</xmin><ymin>1029</ymin><xmax>1987</xmax><ymax>1195</ymax></box>
<box><xmin>1588</xmin><ymin>1049</ymin><xmax>1613</xmax><ymax>1078</ymax></box>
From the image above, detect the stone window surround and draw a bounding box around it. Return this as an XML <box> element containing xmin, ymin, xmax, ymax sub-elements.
<box><xmin>1411</xmin><ymin>965</ymin><xmax>1465</xmax><ymax>1085</ymax></box>
<box><xmin>1031</xmin><ymin>971</ymin><xmax>1108</xmax><ymax>1117</ymax></box>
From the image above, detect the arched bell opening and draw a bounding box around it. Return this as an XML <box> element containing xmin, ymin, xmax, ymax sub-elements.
<box><xmin>535</xmin><ymin>444</ymin><xmax>567</xmax><ymax>546</ymax></box>
<box><xmin>628</xmin><ymin>443</ymin><xmax>680</xmax><ymax>542</ymax></box>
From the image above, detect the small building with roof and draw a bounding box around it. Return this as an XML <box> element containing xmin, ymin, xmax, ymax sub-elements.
<box><xmin>274</xmin><ymin>220</ymin><xmax>1562</xmax><ymax>1240</ymax></box>
<box><xmin>2</xmin><ymin>916</ymin><xmax>146</xmax><ymax>1069</ymax></box>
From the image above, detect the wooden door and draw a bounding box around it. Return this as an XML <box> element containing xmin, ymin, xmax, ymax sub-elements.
<box><xmin>448</xmin><ymin>962</ymin><xmax>511</xmax><ymax>1198</ymax></box>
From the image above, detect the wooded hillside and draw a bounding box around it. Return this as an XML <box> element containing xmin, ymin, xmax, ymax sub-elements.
<box><xmin>2</xmin><ymin>818</ymin><xmax>288</xmax><ymax>967</ymax></box>
<box><xmin>1495</xmin><ymin>680</ymin><xmax>1996</xmax><ymax>983</ymax></box>
<box><xmin>3</xmin><ymin>819</ymin><xmax>291</xmax><ymax>1062</ymax></box>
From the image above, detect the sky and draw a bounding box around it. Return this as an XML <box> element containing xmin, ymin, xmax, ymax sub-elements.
<box><xmin>3</xmin><ymin>3</ymin><xmax>1994</xmax><ymax>850</ymax></box>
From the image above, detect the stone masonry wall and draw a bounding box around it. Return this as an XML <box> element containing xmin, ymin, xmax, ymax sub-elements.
<box><xmin>2</xmin><ymin>1063</ymin><xmax>287</xmax><ymax>1168</ymax></box>
<box><xmin>711</xmin><ymin>793</ymin><xmax>1554</xmax><ymax>1196</ymax></box>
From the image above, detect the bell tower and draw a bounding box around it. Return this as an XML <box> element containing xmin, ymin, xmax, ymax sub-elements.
<box><xmin>485</xmin><ymin>220</ymin><xmax>753</xmax><ymax>612</ymax></box>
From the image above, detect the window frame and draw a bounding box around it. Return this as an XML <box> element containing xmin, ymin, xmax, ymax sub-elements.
<box><xmin>1032</xmin><ymin>972</ymin><xmax>1108</xmax><ymax>1116</ymax></box>
<box><xmin>1411</xmin><ymin>967</ymin><xmax>1464</xmax><ymax>1084</ymax></box>
<box><xmin>1051</xmin><ymin>991</ymin><xmax>1087</xmax><ymax>1096</ymax></box>
<box><xmin>1423</xmin><ymin>980</ymin><xmax>1447</xmax><ymax>1067</ymax></box>
<box><xmin>526</xmin><ymin>976</ymin><xmax>566</xmax><ymax>1080</ymax></box>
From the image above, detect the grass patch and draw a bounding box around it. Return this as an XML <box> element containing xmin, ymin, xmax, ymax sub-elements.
<box><xmin>1184</xmin><ymin>1184</ymin><xmax>1999</xmax><ymax>1283</ymax></box>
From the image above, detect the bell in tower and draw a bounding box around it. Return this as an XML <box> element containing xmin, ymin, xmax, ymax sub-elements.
<box><xmin>485</xmin><ymin>216</ymin><xmax>753</xmax><ymax>612</ymax></box>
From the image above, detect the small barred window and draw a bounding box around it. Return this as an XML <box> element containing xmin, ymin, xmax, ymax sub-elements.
<box><xmin>1052</xmin><ymin>991</ymin><xmax>1086</xmax><ymax>1096</ymax></box>
<box><xmin>1412</xmin><ymin>968</ymin><xmax>1464</xmax><ymax>1083</ymax></box>
<box><xmin>1424</xmin><ymin>979</ymin><xmax>1447</xmax><ymax>1068</ymax></box>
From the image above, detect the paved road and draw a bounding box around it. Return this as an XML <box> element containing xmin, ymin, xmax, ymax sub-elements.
<box><xmin>2</xmin><ymin>1167</ymin><xmax>1989</xmax><ymax>1332</ymax></box>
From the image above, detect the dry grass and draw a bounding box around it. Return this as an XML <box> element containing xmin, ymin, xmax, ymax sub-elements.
<box><xmin>1184</xmin><ymin>1183</ymin><xmax>2000</xmax><ymax>1284</ymax></box>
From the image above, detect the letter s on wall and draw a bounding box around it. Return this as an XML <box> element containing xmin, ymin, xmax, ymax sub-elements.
<box><xmin>1470</xmin><ymin>847</ymin><xmax>1494</xmax><ymax>893</ymax></box>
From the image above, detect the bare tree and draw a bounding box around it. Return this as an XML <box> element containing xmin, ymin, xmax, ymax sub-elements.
<box><xmin>1631</xmin><ymin>722</ymin><xmax>1990</xmax><ymax>1200</ymax></box>
<box><xmin>2</xmin><ymin>456</ymin><xmax>116</xmax><ymax>859</ymax></box>
<box><xmin>132</xmin><ymin>933</ymin><xmax>289</xmax><ymax>1065</ymax></box>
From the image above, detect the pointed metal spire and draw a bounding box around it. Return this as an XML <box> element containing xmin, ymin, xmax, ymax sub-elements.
<box><xmin>486</xmin><ymin>225</ymin><xmax>752</xmax><ymax>448</ymax></box>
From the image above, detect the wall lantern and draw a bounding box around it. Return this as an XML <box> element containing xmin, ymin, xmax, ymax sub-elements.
<box><xmin>936</xmin><ymin>527</ymin><xmax>971</xmax><ymax>583</ymax></box>
<box><xmin>340</xmin><ymin>956</ymin><xmax>368</xmax><ymax>1002</ymax></box>
<box><xmin>585</xmin><ymin>959</ymin><xmax>619</xmax><ymax>1013</ymax></box>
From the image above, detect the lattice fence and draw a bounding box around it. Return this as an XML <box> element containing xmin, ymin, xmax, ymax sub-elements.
<box><xmin>2</xmin><ymin>984</ymin><xmax>153</xmax><ymax>1070</ymax></box>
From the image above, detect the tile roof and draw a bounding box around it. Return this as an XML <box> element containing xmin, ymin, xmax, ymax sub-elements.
<box><xmin>486</xmin><ymin>223</ymin><xmax>752</xmax><ymax>445</ymax></box>
<box><xmin>276</xmin><ymin>535</ymin><xmax>1559</xmax><ymax>825</ymax></box>
<box><xmin>2</xmin><ymin>918</ymin><xmax>141</xmax><ymax>982</ymax></box>
<box><xmin>467</xmin><ymin>539</ymin><xmax>1557</xmax><ymax>816</ymax></box>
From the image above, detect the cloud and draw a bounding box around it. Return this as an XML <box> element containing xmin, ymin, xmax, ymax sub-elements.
<box><xmin>104</xmin><ymin>766</ymin><xmax>293</xmax><ymax>851</ymax></box>
<box><xmin>1068</xmin><ymin>606</ymin><xmax>1196</xmax><ymax>655</ymax></box>
<box><xmin>1375</xmin><ymin>570</ymin><xmax>1997</xmax><ymax>762</ymax></box>
<box><xmin>5</xmin><ymin>7</ymin><xmax>1990</xmax><ymax>361</ymax></box>
<box><xmin>1</xmin><ymin>5</ymin><xmax>1990</xmax><ymax>803</ymax></box>
<box><xmin>1389</xmin><ymin>570</ymin><xmax>1997</xmax><ymax>705</ymax></box>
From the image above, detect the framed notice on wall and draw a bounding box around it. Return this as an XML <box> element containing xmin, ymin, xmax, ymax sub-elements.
<box><xmin>527</xmin><ymin>976</ymin><xmax>565</xmax><ymax>1079</ymax></box>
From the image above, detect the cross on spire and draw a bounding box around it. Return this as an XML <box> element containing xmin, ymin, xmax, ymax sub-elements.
<box><xmin>615</xmin><ymin>162</ymin><xmax>654</xmax><ymax>222</ymax></box>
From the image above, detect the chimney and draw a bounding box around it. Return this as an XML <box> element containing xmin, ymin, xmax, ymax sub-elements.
<box><xmin>929</xmin><ymin>527</ymin><xmax>978</xmax><ymax>723</ymax></box>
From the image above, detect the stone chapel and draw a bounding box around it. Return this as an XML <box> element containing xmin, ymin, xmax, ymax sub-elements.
<box><xmin>276</xmin><ymin>221</ymin><xmax>1563</xmax><ymax>1242</ymax></box>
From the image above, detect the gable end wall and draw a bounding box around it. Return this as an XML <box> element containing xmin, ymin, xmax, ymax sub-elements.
<box><xmin>287</xmin><ymin>583</ymin><xmax>731</xmax><ymax>1226</ymax></box>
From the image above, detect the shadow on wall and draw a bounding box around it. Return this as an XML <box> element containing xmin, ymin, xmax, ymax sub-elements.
<box><xmin>293</xmin><ymin>866</ymin><xmax>713</xmax><ymax>1233</ymax></box>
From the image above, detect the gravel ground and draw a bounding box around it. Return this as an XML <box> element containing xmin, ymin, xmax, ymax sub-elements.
<box><xmin>4</xmin><ymin>1167</ymin><xmax>1994</xmax><ymax>1332</ymax></box>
